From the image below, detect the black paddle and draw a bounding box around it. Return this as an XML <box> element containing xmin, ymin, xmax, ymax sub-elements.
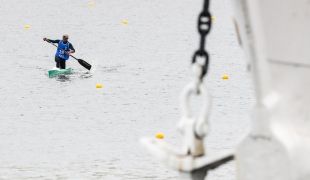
<box><xmin>46</xmin><ymin>40</ymin><xmax>91</xmax><ymax>70</ymax></box>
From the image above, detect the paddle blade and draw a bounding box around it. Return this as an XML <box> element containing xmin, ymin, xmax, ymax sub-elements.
<box><xmin>78</xmin><ymin>59</ymin><xmax>92</xmax><ymax>70</ymax></box>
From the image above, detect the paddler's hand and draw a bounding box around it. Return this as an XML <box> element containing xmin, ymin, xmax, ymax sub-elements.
<box><xmin>65</xmin><ymin>50</ymin><xmax>74</xmax><ymax>55</ymax></box>
<box><xmin>43</xmin><ymin>37</ymin><xmax>47</xmax><ymax>41</ymax></box>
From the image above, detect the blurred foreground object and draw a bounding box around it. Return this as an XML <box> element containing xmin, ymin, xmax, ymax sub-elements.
<box><xmin>141</xmin><ymin>0</ymin><xmax>310</xmax><ymax>179</ymax></box>
<box><xmin>233</xmin><ymin>0</ymin><xmax>310</xmax><ymax>179</ymax></box>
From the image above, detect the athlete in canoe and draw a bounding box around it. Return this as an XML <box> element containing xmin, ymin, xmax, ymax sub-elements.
<box><xmin>43</xmin><ymin>34</ymin><xmax>75</xmax><ymax>69</ymax></box>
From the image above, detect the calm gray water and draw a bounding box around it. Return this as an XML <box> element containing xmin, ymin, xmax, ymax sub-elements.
<box><xmin>0</xmin><ymin>0</ymin><xmax>253</xmax><ymax>179</ymax></box>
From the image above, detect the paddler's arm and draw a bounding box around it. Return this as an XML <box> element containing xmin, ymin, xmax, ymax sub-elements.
<box><xmin>43</xmin><ymin>37</ymin><xmax>60</xmax><ymax>43</ymax></box>
<box><xmin>66</xmin><ymin>43</ymin><xmax>75</xmax><ymax>54</ymax></box>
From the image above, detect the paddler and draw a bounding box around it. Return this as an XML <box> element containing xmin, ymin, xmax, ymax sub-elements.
<box><xmin>43</xmin><ymin>34</ymin><xmax>75</xmax><ymax>69</ymax></box>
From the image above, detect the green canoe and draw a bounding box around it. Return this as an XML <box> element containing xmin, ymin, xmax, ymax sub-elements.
<box><xmin>48</xmin><ymin>67</ymin><xmax>72</xmax><ymax>78</ymax></box>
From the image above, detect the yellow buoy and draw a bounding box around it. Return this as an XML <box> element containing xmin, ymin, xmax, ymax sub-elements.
<box><xmin>123</xmin><ymin>20</ymin><xmax>128</xmax><ymax>25</ymax></box>
<box><xmin>96</xmin><ymin>84</ymin><xmax>102</xmax><ymax>88</ymax></box>
<box><xmin>211</xmin><ymin>17</ymin><xmax>215</xmax><ymax>20</ymax></box>
<box><xmin>24</xmin><ymin>25</ymin><xmax>30</xmax><ymax>29</ymax></box>
<box><xmin>222</xmin><ymin>75</ymin><xmax>229</xmax><ymax>80</ymax></box>
<box><xmin>89</xmin><ymin>3</ymin><xmax>94</xmax><ymax>6</ymax></box>
<box><xmin>156</xmin><ymin>133</ymin><xmax>164</xmax><ymax>139</ymax></box>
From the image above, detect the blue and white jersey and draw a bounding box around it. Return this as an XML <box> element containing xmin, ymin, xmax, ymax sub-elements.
<box><xmin>55</xmin><ymin>40</ymin><xmax>71</xmax><ymax>60</ymax></box>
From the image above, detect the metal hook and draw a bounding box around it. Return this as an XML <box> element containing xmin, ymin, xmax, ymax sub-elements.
<box><xmin>139</xmin><ymin>63</ymin><xmax>233</xmax><ymax>174</ymax></box>
<box><xmin>177</xmin><ymin>63</ymin><xmax>212</xmax><ymax>156</ymax></box>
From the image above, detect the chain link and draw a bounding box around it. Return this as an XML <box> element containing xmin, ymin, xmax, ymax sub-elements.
<box><xmin>192</xmin><ymin>0</ymin><xmax>212</xmax><ymax>79</ymax></box>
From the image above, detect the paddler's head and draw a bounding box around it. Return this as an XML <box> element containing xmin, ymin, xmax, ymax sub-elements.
<box><xmin>62</xmin><ymin>34</ymin><xmax>69</xmax><ymax>43</ymax></box>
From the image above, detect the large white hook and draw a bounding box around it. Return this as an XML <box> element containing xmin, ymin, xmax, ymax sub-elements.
<box><xmin>177</xmin><ymin>63</ymin><xmax>212</xmax><ymax>156</ymax></box>
<box><xmin>139</xmin><ymin>62</ymin><xmax>221</xmax><ymax>173</ymax></box>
